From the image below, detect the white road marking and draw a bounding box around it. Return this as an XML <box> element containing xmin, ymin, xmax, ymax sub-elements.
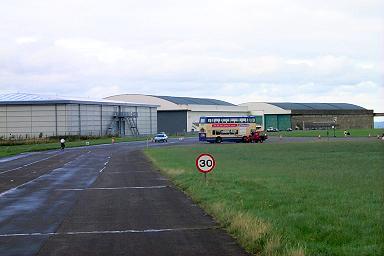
<box><xmin>0</xmin><ymin>226</ymin><xmax>216</xmax><ymax>237</ymax></box>
<box><xmin>56</xmin><ymin>185</ymin><xmax>168</xmax><ymax>191</ymax></box>
<box><xmin>0</xmin><ymin>153</ymin><xmax>61</xmax><ymax>175</ymax></box>
<box><xmin>99</xmin><ymin>156</ymin><xmax>111</xmax><ymax>173</ymax></box>
<box><xmin>0</xmin><ymin>174</ymin><xmax>46</xmax><ymax>197</ymax></box>
<box><xmin>0</xmin><ymin>153</ymin><xmax>89</xmax><ymax>197</ymax></box>
<box><xmin>154</xmin><ymin>178</ymin><xmax>168</xmax><ymax>181</ymax></box>
<box><xmin>103</xmin><ymin>171</ymin><xmax>149</xmax><ymax>174</ymax></box>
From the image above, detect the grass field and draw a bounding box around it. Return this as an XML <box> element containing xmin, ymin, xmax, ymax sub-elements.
<box><xmin>267</xmin><ymin>128</ymin><xmax>384</xmax><ymax>138</ymax></box>
<box><xmin>145</xmin><ymin>141</ymin><xmax>384</xmax><ymax>255</ymax></box>
<box><xmin>0</xmin><ymin>136</ymin><xmax>148</xmax><ymax>158</ymax></box>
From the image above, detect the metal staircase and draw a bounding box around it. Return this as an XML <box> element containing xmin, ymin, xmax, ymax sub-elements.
<box><xmin>125</xmin><ymin>114</ymin><xmax>139</xmax><ymax>136</ymax></box>
<box><xmin>107</xmin><ymin>111</ymin><xmax>139</xmax><ymax>136</ymax></box>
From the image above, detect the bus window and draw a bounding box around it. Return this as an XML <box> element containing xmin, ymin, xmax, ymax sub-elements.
<box><xmin>199</xmin><ymin>117</ymin><xmax>206</xmax><ymax>124</ymax></box>
<box><xmin>214</xmin><ymin>118</ymin><xmax>220</xmax><ymax>123</ymax></box>
<box><xmin>248</xmin><ymin>117</ymin><xmax>256</xmax><ymax>123</ymax></box>
<box><xmin>207</xmin><ymin>118</ymin><xmax>213</xmax><ymax>123</ymax></box>
<box><xmin>230</xmin><ymin>117</ymin><xmax>239</xmax><ymax>123</ymax></box>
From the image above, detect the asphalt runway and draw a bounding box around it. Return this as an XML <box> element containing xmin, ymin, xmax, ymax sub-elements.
<box><xmin>0</xmin><ymin>138</ymin><xmax>248</xmax><ymax>256</ymax></box>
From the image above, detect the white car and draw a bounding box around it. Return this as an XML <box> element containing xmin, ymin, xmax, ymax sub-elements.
<box><xmin>266</xmin><ymin>127</ymin><xmax>279</xmax><ymax>132</ymax></box>
<box><xmin>154</xmin><ymin>133</ymin><xmax>168</xmax><ymax>142</ymax></box>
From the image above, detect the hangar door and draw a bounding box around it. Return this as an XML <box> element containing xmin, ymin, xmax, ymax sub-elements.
<box><xmin>157</xmin><ymin>110</ymin><xmax>187</xmax><ymax>134</ymax></box>
<box><xmin>264</xmin><ymin>115</ymin><xmax>291</xmax><ymax>130</ymax></box>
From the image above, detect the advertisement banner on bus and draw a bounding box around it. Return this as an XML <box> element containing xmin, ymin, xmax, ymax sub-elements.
<box><xmin>212</xmin><ymin>124</ymin><xmax>238</xmax><ymax>128</ymax></box>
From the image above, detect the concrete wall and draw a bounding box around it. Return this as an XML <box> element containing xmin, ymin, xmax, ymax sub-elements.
<box><xmin>105</xmin><ymin>94</ymin><xmax>180</xmax><ymax>110</ymax></box>
<box><xmin>0</xmin><ymin>104</ymin><xmax>157</xmax><ymax>139</ymax></box>
<box><xmin>239</xmin><ymin>102</ymin><xmax>291</xmax><ymax>115</ymax></box>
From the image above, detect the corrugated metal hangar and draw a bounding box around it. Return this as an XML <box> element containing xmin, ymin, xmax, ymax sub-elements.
<box><xmin>1</xmin><ymin>92</ymin><xmax>373</xmax><ymax>138</ymax></box>
<box><xmin>241</xmin><ymin>102</ymin><xmax>374</xmax><ymax>130</ymax></box>
<box><xmin>105</xmin><ymin>94</ymin><xmax>249</xmax><ymax>134</ymax></box>
<box><xmin>0</xmin><ymin>93</ymin><xmax>157</xmax><ymax>139</ymax></box>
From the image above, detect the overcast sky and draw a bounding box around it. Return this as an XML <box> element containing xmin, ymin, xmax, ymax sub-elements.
<box><xmin>0</xmin><ymin>0</ymin><xmax>383</xmax><ymax>112</ymax></box>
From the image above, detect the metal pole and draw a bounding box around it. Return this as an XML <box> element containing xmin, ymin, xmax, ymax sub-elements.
<box><xmin>55</xmin><ymin>104</ymin><xmax>58</xmax><ymax>136</ymax></box>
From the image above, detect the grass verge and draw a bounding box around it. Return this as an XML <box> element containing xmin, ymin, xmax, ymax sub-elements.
<box><xmin>0</xmin><ymin>136</ymin><xmax>147</xmax><ymax>158</ymax></box>
<box><xmin>267</xmin><ymin>128</ymin><xmax>384</xmax><ymax>138</ymax></box>
<box><xmin>145</xmin><ymin>141</ymin><xmax>384</xmax><ymax>255</ymax></box>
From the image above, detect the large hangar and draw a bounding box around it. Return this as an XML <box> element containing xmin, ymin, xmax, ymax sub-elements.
<box><xmin>0</xmin><ymin>93</ymin><xmax>157</xmax><ymax>139</ymax></box>
<box><xmin>241</xmin><ymin>102</ymin><xmax>374</xmax><ymax>130</ymax></box>
<box><xmin>105</xmin><ymin>94</ymin><xmax>249</xmax><ymax>134</ymax></box>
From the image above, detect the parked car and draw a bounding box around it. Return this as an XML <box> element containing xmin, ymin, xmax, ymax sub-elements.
<box><xmin>266</xmin><ymin>127</ymin><xmax>279</xmax><ymax>132</ymax></box>
<box><xmin>153</xmin><ymin>133</ymin><xmax>168</xmax><ymax>142</ymax></box>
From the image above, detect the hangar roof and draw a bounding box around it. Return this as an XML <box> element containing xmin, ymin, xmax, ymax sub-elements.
<box><xmin>268</xmin><ymin>102</ymin><xmax>366</xmax><ymax>111</ymax></box>
<box><xmin>0</xmin><ymin>93</ymin><xmax>158</xmax><ymax>107</ymax></box>
<box><xmin>152</xmin><ymin>95</ymin><xmax>235</xmax><ymax>106</ymax></box>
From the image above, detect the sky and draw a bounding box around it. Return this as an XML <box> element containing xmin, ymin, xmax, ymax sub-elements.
<box><xmin>0</xmin><ymin>0</ymin><xmax>383</xmax><ymax>113</ymax></box>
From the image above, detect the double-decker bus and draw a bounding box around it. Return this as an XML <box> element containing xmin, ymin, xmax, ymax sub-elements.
<box><xmin>198</xmin><ymin>116</ymin><xmax>263</xmax><ymax>143</ymax></box>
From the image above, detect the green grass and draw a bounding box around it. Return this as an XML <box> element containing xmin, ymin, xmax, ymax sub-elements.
<box><xmin>267</xmin><ymin>128</ymin><xmax>384</xmax><ymax>138</ymax></box>
<box><xmin>0</xmin><ymin>136</ymin><xmax>148</xmax><ymax>158</ymax></box>
<box><xmin>145</xmin><ymin>141</ymin><xmax>384</xmax><ymax>256</ymax></box>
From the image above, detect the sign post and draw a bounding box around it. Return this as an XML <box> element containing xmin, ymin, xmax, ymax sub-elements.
<box><xmin>195</xmin><ymin>153</ymin><xmax>216</xmax><ymax>183</ymax></box>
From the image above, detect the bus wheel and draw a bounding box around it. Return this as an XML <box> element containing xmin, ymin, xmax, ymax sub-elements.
<box><xmin>215</xmin><ymin>137</ymin><xmax>222</xmax><ymax>143</ymax></box>
<box><xmin>242</xmin><ymin>136</ymin><xmax>248</xmax><ymax>143</ymax></box>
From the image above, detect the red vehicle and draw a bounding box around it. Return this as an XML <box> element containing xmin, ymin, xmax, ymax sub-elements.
<box><xmin>243</xmin><ymin>131</ymin><xmax>268</xmax><ymax>143</ymax></box>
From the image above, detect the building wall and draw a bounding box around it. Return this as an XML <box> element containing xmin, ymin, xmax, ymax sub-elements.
<box><xmin>0</xmin><ymin>104</ymin><xmax>157</xmax><ymax>139</ymax></box>
<box><xmin>105</xmin><ymin>94</ymin><xmax>179</xmax><ymax>110</ymax></box>
<box><xmin>291</xmin><ymin>114</ymin><xmax>373</xmax><ymax>129</ymax></box>
<box><xmin>239</xmin><ymin>102</ymin><xmax>291</xmax><ymax>115</ymax></box>
<box><xmin>135</xmin><ymin>106</ymin><xmax>157</xmax><ymax>136</ymax></box>
<box><xmin>157</xmin><ymin>111</ymin><xmax>187</xmax><ymax>134</ymax></box>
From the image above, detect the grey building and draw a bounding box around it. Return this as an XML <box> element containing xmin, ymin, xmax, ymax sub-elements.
<box><xmin>240</xmin><ymin>102</ymin><xmax>374</xmax><ymax>130</ymax></box>
<box><xmin>105</xmin><ymin>94</ymin><xmax>249</xmax><ymax>134</ymax></box>
<box><xmin>0</xmin><ymin>93</ymin><xmax>157</xmax><ymax>139</ymax></box>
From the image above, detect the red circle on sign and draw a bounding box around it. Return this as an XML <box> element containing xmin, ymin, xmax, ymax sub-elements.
<box><xmin>196</xmin><ymin>153</ymin><xmax>216</xmax><ymax>173</ymax></box>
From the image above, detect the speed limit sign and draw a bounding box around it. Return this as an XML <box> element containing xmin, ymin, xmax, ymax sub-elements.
<box><xmin>196</xmin><ymin>153</ymin><xmax>216</xmax><ymax>173</ymax></box>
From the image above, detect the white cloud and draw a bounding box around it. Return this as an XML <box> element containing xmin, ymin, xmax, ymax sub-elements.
<box><xmin>15</xmin><ymin>37</ymin><xmax>39</xmax><ymax>45</ymax></box>
<box><xmin>0</xmin><ymin>0</ymin><xmax>383</xmax><ymax>112</ymax></box>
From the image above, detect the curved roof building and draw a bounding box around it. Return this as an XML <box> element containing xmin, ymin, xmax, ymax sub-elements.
<box><xmin>0</xmin><ymin>93</ymin><xmax>158</xmax><ymax>138</ymax></box>
<box><xmin>240</xmin><ymin>102</ymin><xmax>373</xmax><ymax>130</ymax></box>
<box><xmin>105</xmin><ymin>94</ymin><xmax>248</xmax><ymax>133</ymax></box>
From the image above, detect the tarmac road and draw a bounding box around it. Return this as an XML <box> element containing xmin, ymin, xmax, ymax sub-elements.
<box><xmin>0</xmin><ymin>138</ymin><xmax>248</xmax><ymax>256</ymax></box>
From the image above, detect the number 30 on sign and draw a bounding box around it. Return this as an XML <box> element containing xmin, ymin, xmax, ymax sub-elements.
<box><xmin>196</xmin><ymin>153</ymin><xmax>216</xmax><ymax>173</ymax></box>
